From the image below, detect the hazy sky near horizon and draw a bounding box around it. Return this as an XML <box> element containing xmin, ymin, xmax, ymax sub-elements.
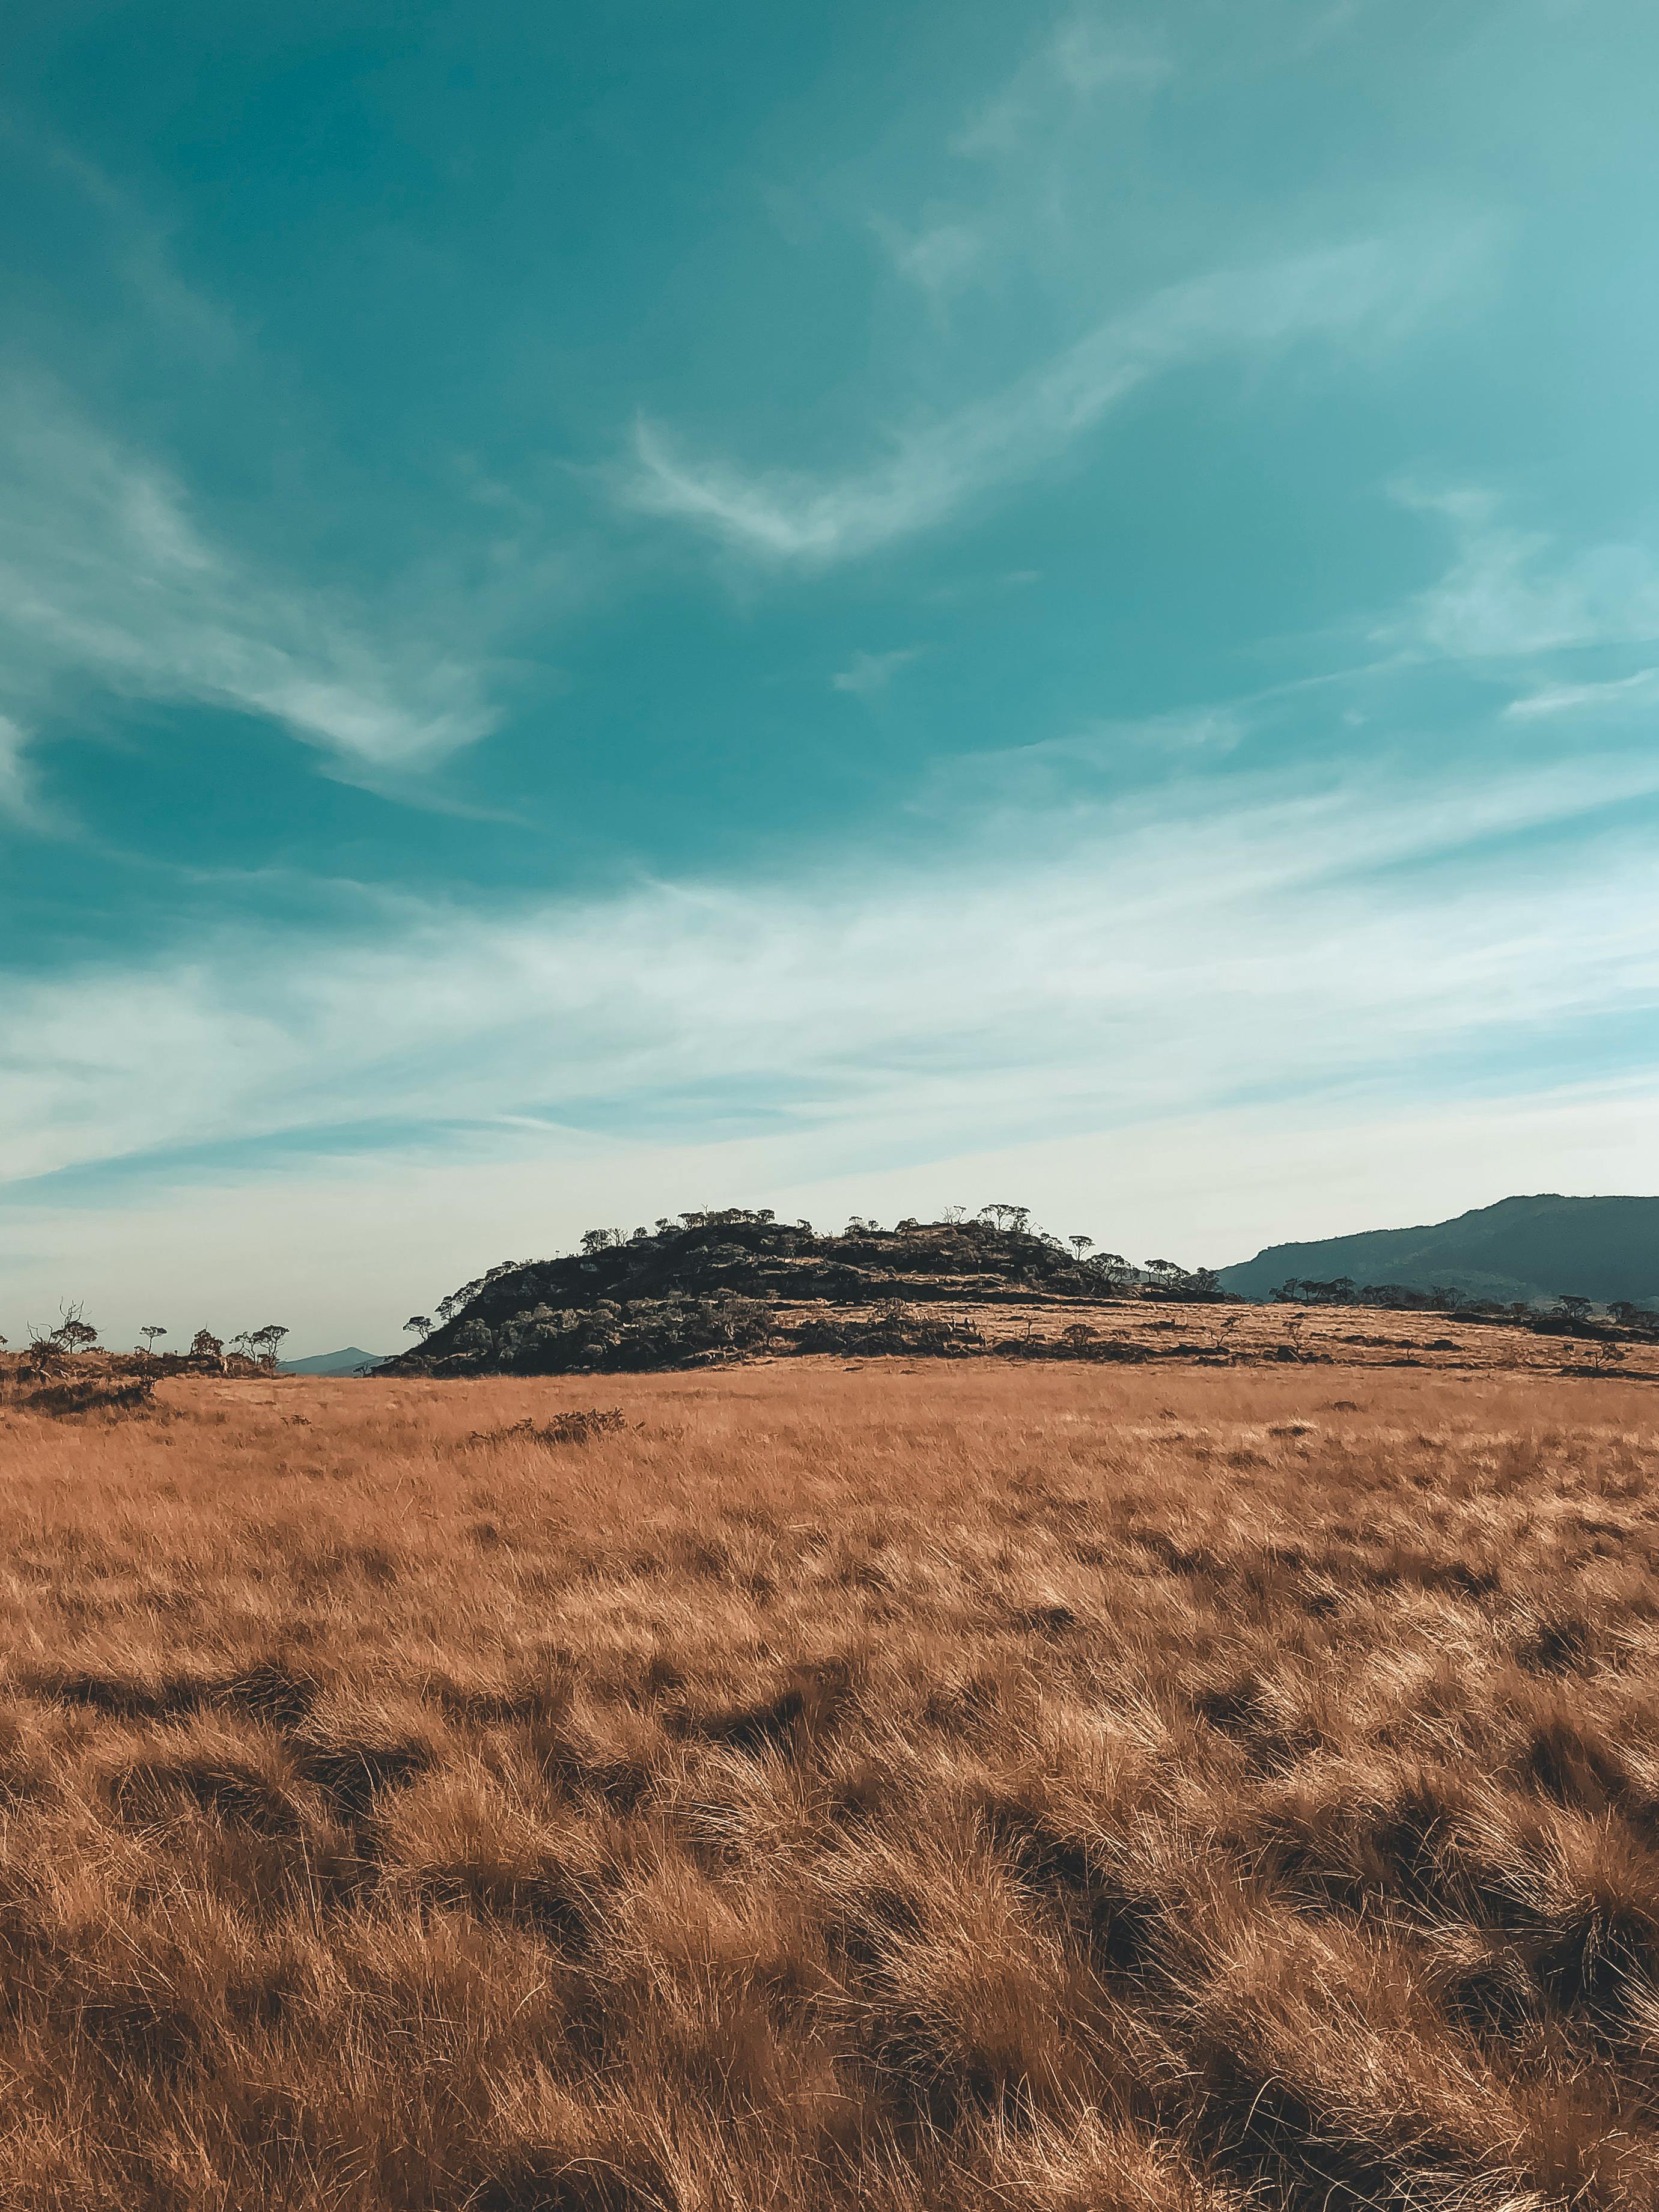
<box><xmin>5</xmin><ymin>0</ymin><xmax>1659</xmax><ymax>1350</ymax></box>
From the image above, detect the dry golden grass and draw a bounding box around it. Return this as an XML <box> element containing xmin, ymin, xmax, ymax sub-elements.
<box><xmin>1</xmin><ymin>1358</ymin><xmax>1658</xmax><ymax>2208</ymax></box>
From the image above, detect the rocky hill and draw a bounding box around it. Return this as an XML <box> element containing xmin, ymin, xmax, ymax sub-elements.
<box><xmin>1219</xmin><ymin>1193</ymin><xmax>1659</xmax><ymax>1309</ymax></box>
<box><xmin>382</xmin><ymin>1209</ymin><xmax>1218</xmax><ymax>1377</ymax></box>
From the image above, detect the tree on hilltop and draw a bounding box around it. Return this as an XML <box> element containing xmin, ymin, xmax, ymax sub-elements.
<box><xmin>980</xmin><ymin>1203</ymin><xmax>1030</xmax><ymax>1234</ymax></box>
<box><xmin>231</xmin><ymin>1323</ymin><xmax>290</xmax><ymax>1367</ymax></box>
<box><xmin>46</xmin><ymin>1303</ymin><xmax>99</xmax><ymax>1354</ymax></box>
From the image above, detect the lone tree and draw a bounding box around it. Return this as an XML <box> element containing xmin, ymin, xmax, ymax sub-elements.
<box><xmin>1068</xmin><ymin>1234</ymin><xmax>1094</xmax><ymax>1258</ymax></box>
<box><xmin>189</xmin><ymin>1328</ymin><xmax>224</xmax><ymax>1360</ymax></box>
<box><xmin>50</xmin><ymin>1303</ymin><xmax>99</xmax><ymax>1354</ymax></box>
<box><xmin>404</xmin><ymin>1315</ymin><xmax>435</xmax><ymax>1340</ymax></box>
<box><xmin>138</xmin><ymin>1325</ymin><xmax>167</xmax><ymax>1356</ymax></box>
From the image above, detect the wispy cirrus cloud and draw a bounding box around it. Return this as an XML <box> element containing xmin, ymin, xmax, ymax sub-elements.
<box><xmin>0</xmin><ymin>379</ymin><xmax>500</xmax><ymax>802</ymax></box>
<box><xmin>953</xmin><ymin>15</ymin><xmax>1172</xmax><ymax>157</ymax></box>
<box><xmin>1506</xmin><ymin>667</ymin><xmax>1659</xmax><ymax>719</ymax></box>
<box><xmin>626</xmin><ymin>230</ymin><xmax>1488</xmax><ymax>566</ymax></box>
<box><xmin>869</xmin><ymin>216</ymin><xmax>986</xmax><ymax>309</ymax></box>
<box><xmin>1388</xmin><ymin>484</ymin><xmax>1659</xmax><ymax>660</ymax></box>
<box><xmin>832</xmin><ymin>647</ymin><xmax>924</xmax><ymax>697</ymax></box>
<box><xmin>1</xmin><ymin>120</ymin><xmax>241</xmax><ymax>367</ymax></box>
<box><xmin>0</xmin><ymin>714</ymin><xmax>39</xmax><ymax>825</ymax></box>
<box><xmin>869</xmin><ymin>14</ymin><xmax>1173</xmax><ymax>314</ymax></box>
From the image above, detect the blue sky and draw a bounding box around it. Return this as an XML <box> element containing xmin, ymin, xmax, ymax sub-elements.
<box><xmin>4</xmin><ymin>0</ymin><xmax>1659</xmax><ymax>1351</ymax></box>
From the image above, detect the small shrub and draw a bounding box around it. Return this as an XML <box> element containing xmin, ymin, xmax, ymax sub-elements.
<box><xmin>468</xmin><ymin>1408</ymin><xmax>632</xmax><ymax>1448</ymax></box>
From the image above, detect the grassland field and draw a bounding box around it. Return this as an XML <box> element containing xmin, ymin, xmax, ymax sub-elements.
<box><xmin>1</xmin><ymin>1353</ymin><xmax>1658</xmax><ymax>2209</ymax></box>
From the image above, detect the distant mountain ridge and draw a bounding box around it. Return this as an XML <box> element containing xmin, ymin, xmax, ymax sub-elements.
<box><xmin>1218</xmin><ymin>1195</ymin><xmax>1659</xmax><ymax>1309</ymax></box>
<box><xmin>276</xmin><ymin>1347</ymin><xmax>388</xmax><ymax>1376</ymax></box>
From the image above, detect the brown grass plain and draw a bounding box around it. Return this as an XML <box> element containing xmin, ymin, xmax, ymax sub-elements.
<box><xmin>1</xmin><ymin>1352</ymin><xmax>1658</xmax><ymax>2209</ymax></box>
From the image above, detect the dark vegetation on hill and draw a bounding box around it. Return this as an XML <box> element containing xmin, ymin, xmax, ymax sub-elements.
<box><xmin>385</xmin><ymin>1208</ymin><xmax>1225</xmax><ymax>1378</ymax></box>
<box><xmin>1220</xmin><ymin>1193</ymin><xmax>1659</xmax><ymax>1311</ymax></box>
<box><xmin>383</xmin><ymin>1202</ymin><xmax>1659</xmax><ymax>1380</ymax></box>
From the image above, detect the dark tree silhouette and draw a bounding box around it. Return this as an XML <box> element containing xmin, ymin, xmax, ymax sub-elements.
<box><xmin>980</xmin><ymin>1203</ymin><xmax>1030</xmax><ymax>1234</ymax></box>
<box><xmin>49</xmin><ymin>1304</ymin><xmax>99</xmax><ymax>1354</ymax></box>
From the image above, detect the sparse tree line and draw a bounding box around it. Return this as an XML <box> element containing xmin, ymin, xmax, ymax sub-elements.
<box><xmin>1</xmin><ymin>1302</ymin><xmax>293</xmax><ymax>1371</ymax></box>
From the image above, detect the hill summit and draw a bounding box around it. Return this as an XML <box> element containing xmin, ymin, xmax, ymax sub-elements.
<box><xmin>1218</xmin><ymin>1193</ymin><xmax>1659</xmax><ymax>1310</ymax></box>
<box><xmin>383</xmin><ymin>1208</ymin><xmax>1219</xmax><ymax>1376</ymax></box>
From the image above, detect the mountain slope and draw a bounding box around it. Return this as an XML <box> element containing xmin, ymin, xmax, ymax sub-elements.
<box><xmin>1218</xmin><ymin>1194</ymin><xmax>1659</xmax><ymax>1307</ymax></box>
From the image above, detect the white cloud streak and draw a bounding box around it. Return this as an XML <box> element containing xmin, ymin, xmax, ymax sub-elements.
<box><xmin>0</xmin><ymin>379</ymin><xmax>499</xmax><ymax>782</ymax></box>
<box><xmin>1505</xmin><ymin>667</ymin><xmax>1659</xmax><ymax>719</ymax></box>
<box><xmin>2</xmin><ymin>746</ymin><xmax>1655</xmax><ymax>1190</ymax></box>
<box><xmin>627</xmin><ymin>231</ymin><xmax>1487</xmax><ymax>564</ymax></box>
